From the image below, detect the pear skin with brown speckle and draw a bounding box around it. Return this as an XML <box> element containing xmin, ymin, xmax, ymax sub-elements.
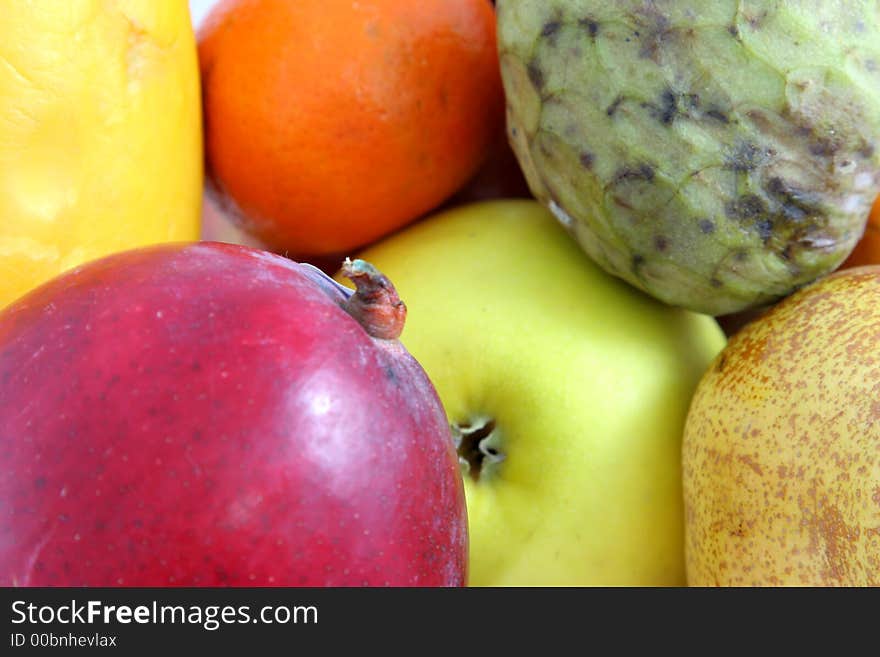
<box><xmin>683</xmin><ymin>266</ymin><xmax>880</xmax><ymax>586</ymax></box>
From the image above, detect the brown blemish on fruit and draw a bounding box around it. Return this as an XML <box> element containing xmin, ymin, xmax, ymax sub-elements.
<box><xmin>579</xmin><ymin>17</ymin><xmax>599</xmax><ymax>38</ymax></box>
<box><xmin>739</xmin><ymin>332</ymin><xmax>770</xmax><ymax>367</ymax></box>
<box><xmin>542</xmin><ymin>21</ymin><xmax>561</xmax><ymax>37</ymax></box>
<box><xmin>764</xmin><ymin>177</ymin><xmax>821</xmax><ymax>224</ymax></box>
<box><xmin>699</xmin><ymin>219</ymin><xmax>716</xmax><ymax>234</ymax></box>
<box><xmin>775</xmin><ymin>481</ymin><xmax>788</xmax><ymax>500</ymax></box>
<box><xmin>725</xmin><ymin>195</ymin><xmax>768</xmax><ymax>221</ymax></box>
<box><xmin>579</xmin><ymin>151</ymin><xmax>594</xmax><ymax>169</ymax></box>
<box><xmin>649</xmin><ymin>89</ymin><xmax>678</xmax><ymax>125</ymax></box>
<box><xmin>606</xmin><ymin>95</ymin><xmax>624</xmax><ymax>117</ymax></box>
<box><xmin>633</xmin><ymin>6</ymin><xmax>673</xmax><ymax>63</ymax></box>
<box><xmin>793</xmin><ymin>123</ymin><xmax>812</xmax><ymax>139</ymax></box>
<box><xmin>541</xmin><ymin>20</ymin><xmax>562</xmax><ymax>45</ymax></box>
<box><xmin>538</xmin><ymin>139</ymin><xmax>554</xmax><ymax>158</ymax></box>
<box><xmin>742</xmin><ymin>10</ymin><xmax>768</xmax><ymax>31</ymax></box>
<box><xmin>755</xmin><ymin>219</ymin><xmax>774</xmax><ymax>243</ymax></box>
<box><xmin>744</xmin><ymin>108</ymin><xmax>771</xmax><ymax>131</ymax></box>
<box><xmin>705</xmin><ymin>107</ymin><xmax>730</xmax><ymax>124</ymax></box>
<box><xmin>642</xmin><ymin>88</ymin><xmax>698</xmax><ymax>126</ymax></box>
<box><xmin>813</xmin><ymin>504</ymin><xmax>859</xmax><ymax>582</ymax></box>
<box><xmin>737</xmin><ymin>454</ymin><xmax>764</xmax><ymax>477</ymax></box>
<box><xmin>724</xmin><ymin>142</ymin><xmax>767</xmax><ymax>172</ymax></box>
<box><xmin>654</xmin><ymin>235</ymin><xmax>669</xmax><ymax>252</ymax></box>
<box><xmin>612</xmin><ymin>163</ymin><xmax>655</xmax><ymax>184</ymax></box>
<box><xmin>527</xmin><ymin>60</ymin><xmax>544</xmax><ymax>91</ymax></box>
<box><xmin>809</xmin><ymin>136</ymin><xmax>842</xmax><ymax>158</ymax></box>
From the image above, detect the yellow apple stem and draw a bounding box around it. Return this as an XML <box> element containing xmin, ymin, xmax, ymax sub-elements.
<box><xmin>452</xmin><ymin>416</ymin><xmax>505</xmax><ymax>482</ymax></box>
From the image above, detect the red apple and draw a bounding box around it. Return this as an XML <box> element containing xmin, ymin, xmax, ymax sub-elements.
<box><xmin>0</xmin><ymin>243</ymin><xmax>467</xmax><ymax>586</ymax></box>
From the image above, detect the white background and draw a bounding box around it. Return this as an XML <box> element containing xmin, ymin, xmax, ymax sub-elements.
<box><xmin>189</xmin><ymin>0</ymin><xmax>218</xmax><ymax>29</ymax></box>
<box><xmin>186</xmin><ymin>0</ymin><xmax>264</xmax><ymax>245</ymax></box>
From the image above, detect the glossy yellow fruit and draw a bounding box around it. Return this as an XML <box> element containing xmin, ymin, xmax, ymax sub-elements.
<box><xmin>0</xmin><ymin>0</ymin><xmax>202</xmax><ymax>307</ymax></box>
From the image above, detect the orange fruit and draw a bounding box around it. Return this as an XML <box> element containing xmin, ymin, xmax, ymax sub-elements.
<box><xmin>198</xmin><ymin>0</ymin><xmax>504</xmax><ymax>258</ymax></box>
<box><xmin>840</xmin><ymin>194</ymin><xmax>880</xmax><ymax>269</ymax></box>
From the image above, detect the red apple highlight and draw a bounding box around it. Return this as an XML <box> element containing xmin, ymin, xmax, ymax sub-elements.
<box><xmin>0</xmin><ymin>243</ymin><xmax>467</xmax><ymax>586</ymax></box>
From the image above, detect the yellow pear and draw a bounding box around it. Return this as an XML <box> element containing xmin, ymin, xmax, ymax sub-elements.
<box><xmin>683</xmin><ymin>266</ymin><xmax>880</xmax><ymax>586</ymax></box>
<box><xmin>0</xmin><ymin>0</ymin><xmax>202</xmax><ymax>308</ymax></box>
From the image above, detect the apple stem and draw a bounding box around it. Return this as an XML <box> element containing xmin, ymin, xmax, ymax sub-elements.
<box><xmin>453</xmin><ymin>416</ymin><xmax>505</xmax><ymax>483</ymax></box>
<box><xmin>340</xmin><ymin>258</ymin><xmax>406</xmax><ymax>340</ymax></box>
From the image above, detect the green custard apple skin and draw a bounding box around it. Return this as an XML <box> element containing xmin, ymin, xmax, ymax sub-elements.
<box><xmin>498</xmin><ymin>0</ymin><xmax>880</xmax><ymax>315</ymax></box>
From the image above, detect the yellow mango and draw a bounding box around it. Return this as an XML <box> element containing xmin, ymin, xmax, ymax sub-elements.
<box><xmin>0</xmin><ymin>0</ymin><xmax>202</xmax><ymax>307</ymax></box>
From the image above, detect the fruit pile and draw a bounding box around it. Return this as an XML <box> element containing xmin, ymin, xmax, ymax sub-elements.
<box><xmin>1</xmin><ymin>0</ymin><xmax>878</xmax><ymax>587</ymax></box>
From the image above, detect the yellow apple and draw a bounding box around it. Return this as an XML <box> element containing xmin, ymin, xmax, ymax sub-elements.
<box><xmin>340</xmin><ymin>200</ymin><xmax>726</xmax><ymax>586</ymax></box>
<box><xmin>683</xmin><ymin>266</ymin><xmax>880</xmax><ymax>586</ymax></box>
